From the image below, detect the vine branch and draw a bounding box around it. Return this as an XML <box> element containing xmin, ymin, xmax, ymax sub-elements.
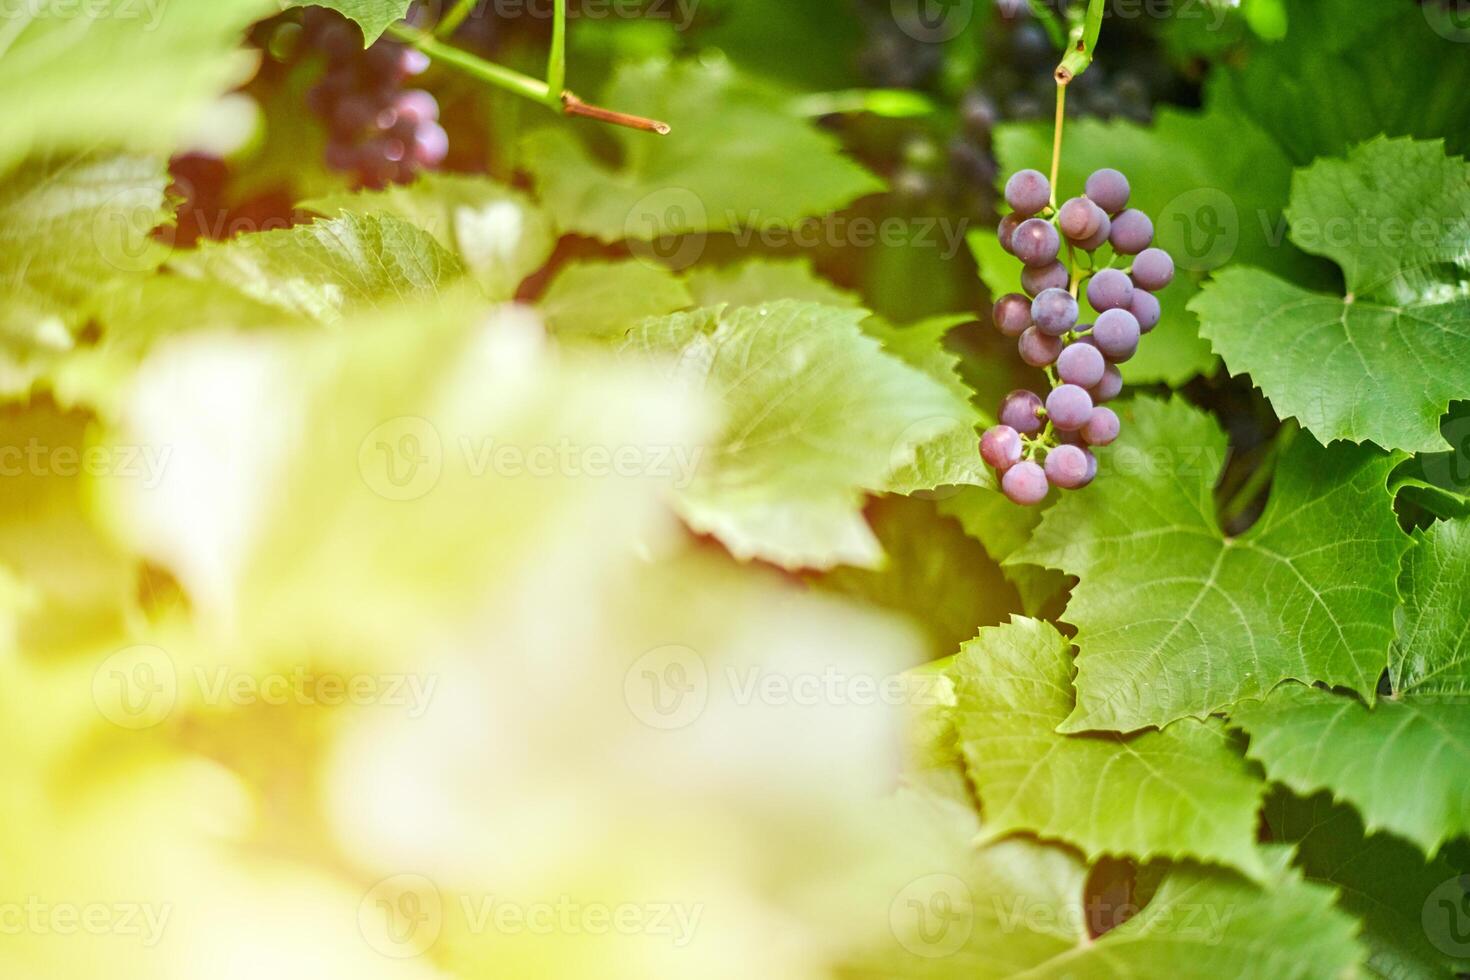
<box><xmin>387</xmin><ymin>5</ymin><xmax>669</xmax><ymax>136</ymax></box>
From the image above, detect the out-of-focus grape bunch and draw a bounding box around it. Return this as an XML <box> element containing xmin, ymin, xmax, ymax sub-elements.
<box><xmin>295</xmin><ymin>8</ymin><xmax>449</xmax><ymax>187</ymax></box>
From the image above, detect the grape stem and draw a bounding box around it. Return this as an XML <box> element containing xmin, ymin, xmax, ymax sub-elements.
<box><xmin>1048</xmin><ymin>81</ymin><xmax>1066</xmax><ymax>210</ymax></box>
<box><xmin>386</xmin><ymin>20</ymin><xmax>670</xmax><ymax>135</ymax></box>
<box><xmin>435</xmin><ymin>0</ymin><xmax>478</xmax><ymax>38</ymax></box>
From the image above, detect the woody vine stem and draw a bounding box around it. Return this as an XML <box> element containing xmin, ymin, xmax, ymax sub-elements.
<box><xmin>387</xmin><ymin>0</ymin><xmax>670</xmax><ymax>134</ymax></box>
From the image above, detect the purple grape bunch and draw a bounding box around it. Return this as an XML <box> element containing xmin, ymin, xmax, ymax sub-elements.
<box><xmin>982</xmin><ymin>166</ymin><xmax>1174</xmax><ymax>505</ymax></box>
<box><xmin>301</xmin><ymin>8</ymin><xmax>449</xmax><ymax>188</ymax></box>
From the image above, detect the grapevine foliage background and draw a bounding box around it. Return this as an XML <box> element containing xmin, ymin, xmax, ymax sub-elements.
<box><xmin>3</xmin><ymin>0</ymin><xmax>1470</xmax><ymax>977</ymax></box>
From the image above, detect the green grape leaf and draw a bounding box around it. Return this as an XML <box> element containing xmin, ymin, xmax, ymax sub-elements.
<box><xmin>1266</xmin><ymin>790</ymin><xmax>1470</xmax><ymax>980</ymax></box>
<box><xmin>937</xmin><ymin>486</ymin><xmax>1068</xmax><ymax>616</ymax></box>
<box><xmin>1192</xmin><ymin>138</ymin><xmax>1470</xmax><ymax>453</ymax></box>
<box><xmin>1394</xmin><ymin>515</ymin><xmax>1470</xmax><ymax>697</ymax></box>
<box><xmin>622</xmin><ymin>301</ymin><xmax>969</xmax><ymax>569</ymax></box>
<box><xmin>169</xmin><ymin>213</ymin><xmax>467</xmax><ymax>321</ymax></box>
<box><xmin>539</xmin><ymin>260</ymin><xmax>693</xmax><ymax>340</ymax></box>
<box><xmin>816</xmin><ymin>497</ymin><xmax>1019</xmax><ymax>660</ymax></box>
<box><xmin>0</xmin><ymin>155</ymin><xmax>172</xmax><ymax>399</ymax></box>
<box><xmin>993</xmin><ymin>101</ymin><xmax>1314</xmax><ymax>386</ymax></box>
<box><xmin>1232</xmin><ymin>684</ymin><xmax>1470</xmax><ymax>857</ymax></box>
<box><xmin>1016</xmin><ymin>396</ymin><xmax>1406</xmax><ymax>733</ymax></box>
<box><xmin>855</xmin><ymin>826</ymin><xmax>1365</xmax><ymax>979</ymax></box>
<box><xmin>686</xmin><ymin>257</ymin><xmax>861</xmax><ymax>309</ymax></box>
<box><xmin>0</xmin><ymin>0</ymin><xmax>272</xmax><ymax>173</ymax></box>
<box><xmin>1215</xmin><ymin>0</ymin><xmax>1470</xmax><ymax>166</ymax></box>
<box><xmin>862</xmin><ymin>313</ymin><xmax>990</xmax><ymax>496</ymax></box>
<box><xmin>951</xmin><ymin>617</ymin><xmax>1266</xmax><ymax>876</ymax></box>
<box><xmin>282</xmin><ymin>0</ymin><xmax>411</xmax><ymax>43</ymax></box>
<box><xmin>521</xmin><ymin>58</ymin><xmax>883</xmax><ymax>243</ymax></box>
<box><xmin>302</xmin><ymin>174</ymin><xmax>556</xmax><ymax>300</ymax></box>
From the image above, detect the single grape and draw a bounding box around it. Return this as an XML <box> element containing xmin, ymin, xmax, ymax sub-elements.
<box><xmin>980</xmin><ymin>425</ymin><xmax>1023</xmax><ymax>471</ymax></box>
<box><xmin>992</xmin><ymin>293</ymin><xmax>1032</xmax><ymax>337</ymax></box>
<box><xmin>1021</xmin><ymin>261</ymin><xmax>1069</xmax><ymax>297</ymax></box>
<box><xmin>997</xmin><ymin>213</ymin><xmax>1023</xmax><ymax>253</ymax></box>
<box><xmin>1019</xmin><ymin>326</ymin><xmax>1063</xmax><ymax>367</ymax></box>
<box><xmin>1084</xmin><ymin>167</ymin><xmax>1130</xmax><ymax>214</ymax></box>
<box><xmin>413</xmin><ymin>122</ymin><xmax>450</xmax><ymax>167</ymax></box>
<box><xmin>1109</xmin><ymin>209</ymin><xmax>1154</xmax><ymax>255</ymax></box>
<box><xmin>1002</xmin><ymin>460</ymin><xmax>1050</xmax><ymax>505</ymax></box>
<box><xmin>388</xmin><ymin>89</ymin><xmax>439</xmax><ymax>127</ymax></box>
<box><xmin>1082</xmin><ymin>406</ymin><xmax>1120</xmax><ymax>446</ymax></box>
<box><xmin>1045</xmin><ymin>444</ymin><xmax>1096</xmax><ymax>489</ymax></box>
<box><xmin>1057</xmin><ymin>196</ymin><xmax>1101</xmax><ymax>240</ymax></box>
<box><xmin>1012</xmin><ymin>218</ymin><xmax>1060</xmax><ymax>267</ymax></box>
<box><xmin>1005</xmin><ymin>168</ymin><xmax>1051</xmax><ymax>216</ymax></box>
<box><xmin>1056</xmin><ymin>342</ymin><xmax>1105</xmax><ymax>388</ymax></box>
<box><xmin>1128</xmin><ymin>288</ymin><xmax>1160</xmax><ymax>333</ymax></box>
<box><xmin>1055</xmin><ymin>427</ymin><xmax>1084</xmax><ymax>446</ymax></box>
<box><xmin>1030</xmin><ymin>287</ymin><xmax>1078</xmax><ymax>336</ymax></box>
<box><xmin>1077</xmin><ymin>212</ymin><xmax>1111</xmax><ymax>252</ymax></box>
<box><xmin>1045</xmin><ymin>384</ymin><xmax>1094</xmax><ymax>431</ymax></box>
<box><xmin>1131</xmin><ymin>247</ymin><xmax>1175</xmax><ymax>291</ymax></box>
<box><xmin>1085</xmin><ymin>268</ymin><xmax>1134</xmax><ymax>312</ymax></box>
<box><xmin>1090</xmin><ymin>364</ymin><xmax>1123</xmax><ymax>403</ymax></box>
<box><xmin>1093</xmin><ymin>308</ymin><xmax>1141</xmax><ymax>361</ymax></box>
<box><xmin>999</xmin><ymin>389</ymin><xmax>1045</xmax><ymax>435</ymax></box>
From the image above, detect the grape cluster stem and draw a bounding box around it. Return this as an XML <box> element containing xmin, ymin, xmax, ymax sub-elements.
<box><xmin>386</xmin><ymin>2</ymin><xmax>669</xmax><ymax>136</ymax></box>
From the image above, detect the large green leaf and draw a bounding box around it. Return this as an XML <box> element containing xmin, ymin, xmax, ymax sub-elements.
<box><xmin>282</xmin><ymin>0</ymin><xmax>410</xmax><ymax>43</ymax></box>
<box><xmin>521</xmin><ymin>58</ymin><xmax>883</xmax><ymax>243</ymax></box>
<box><xmin>861</xmin><ymin>314</ymin><xmax>990</xmax><ymax>496</ymax></box>
<box><xmin>1192</xmin><ymin>138</ymin><xmax>1470</xmax><ymax>453</ymax></box>
<box><xmin>0</xmin><ymin>0</ymin><xmax>272</xmax><ymax>173</ymax></box>
<box><xmin>538</xmin><ymin>259</ymin><xmax>693</xmax><ymax>340</ymax></box>
<box><xmin>301</xmin><ymin>175</ymin><xmax>557</xmax><ymax>300</ymax></box>
<box><xmin>0</xmin><ymin>155</ymin><xmax>171</xmax><ymax>397</ymax></box>
<box><xmin>622</xmin><ymin>301</ymin><xmax>969</xmax><ymax>569</ymax></box>
<box><xmin>1215</xmin><ymin>0</ymin><xmax>1470</xmax><ymax>166</ymax></box>
<box><xmin>1016</xmin><ymin>396</ymin><xmax>1406</xmax><ymax>733</ymax></box>
<box><xmin>992</xmin><ymin>102</ymin><xmax>1314</xmax><ymax>386</ymax></box>
<box><xmin>850</xmin><ymin>826</ymin><xmax>1365</xmax><ymax>979</ymax></box>
<box><xmin>1394</xmin><ymin>515</ymin><xmax>1470</xmax><ymax>697</ymax></box>
<box><xmin>169</xmin><ymin>213</ymin><xmax>467</xmax><ymax>321</ymax></box>
<box><xmin>951</xmin><ymin>617</ymin><xmax>1266</xmax><ymax>875</ymax></box>
<box><xmin>1233</xmin><ymin>684</ymin><xmax>1470</xmax><ymax>857</ymax></box>
<box><xmin>1266</xmin><ymin>790</ymin><xmax>1470</xmax><ymax>980</ymax></box>
<box><xmin>686</xmin><ymin>257</ymin><xmax>860</xmax><ymax>309</ymax></box>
